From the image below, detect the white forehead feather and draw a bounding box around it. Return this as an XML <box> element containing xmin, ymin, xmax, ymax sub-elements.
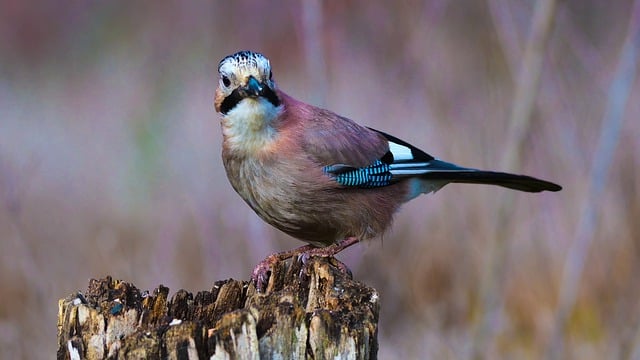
<box><xmin>218</xmin><ymin>51</ymin><xmax>271</xmax><ymax>77</ymax></box>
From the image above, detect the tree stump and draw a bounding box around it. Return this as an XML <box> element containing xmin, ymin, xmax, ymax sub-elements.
<box><xmin>56</xmin><ymin>257</ymin><xmax>379</xmax><ymax>359</ymax></box>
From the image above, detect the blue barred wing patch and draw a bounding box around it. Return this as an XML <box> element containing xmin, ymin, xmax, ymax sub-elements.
<box><xmin>323</xmin><ymin>160</ymin><xmax>393</xmax><ymax>188</ymax></box>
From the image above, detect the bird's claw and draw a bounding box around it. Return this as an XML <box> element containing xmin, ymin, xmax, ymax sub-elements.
<box><xmin>250</xmin><ymin>238</ymin><xmax>360</xmax><ymax>292</ymax></box>
<box><xmin>251</xmin><ymin>254</ymin><xmax>278</xmax><ymax>293</ymax></box>
<box><xmin>297</xmin><ymin>251</ymin><xmax>353</xmax><ymax>279</ymax></box>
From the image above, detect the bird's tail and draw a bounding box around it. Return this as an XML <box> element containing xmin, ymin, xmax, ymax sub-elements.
<box><xmin>390</xmin><ymin>159</ymin><xmax>562</xmax><ymax>193</ymax></box>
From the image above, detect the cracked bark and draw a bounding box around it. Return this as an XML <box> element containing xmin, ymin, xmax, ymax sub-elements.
<box><xmin>57</xmin><ymin>257</ymin><xmax>379</xmax><ymax>359</ymax></box>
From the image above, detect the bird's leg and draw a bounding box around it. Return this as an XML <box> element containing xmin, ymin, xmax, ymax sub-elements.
<box><xmin>251</xmin><ymin>237</ymin><xmax>360</xmax><ymax>292</ymax></box>
<box><xmin>298</xmin><ymin>236</ymin><xmax>359</xmax><ymax>259</ymax></box>
<box><xmin>252</xmin><ymin>243</ymin><xmax>315</xmax><ymax>292</ymax></box>
<box><xmin>297</xmin><ymin>237</ymin><xmax>359</xmax><ymax>277</ymax></box>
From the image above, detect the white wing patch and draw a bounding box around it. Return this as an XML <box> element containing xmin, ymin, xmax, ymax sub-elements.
<box><xmin>388</xmin><ymin>141</ymin><xmax>414</xmax><ymax>161</ymax></box>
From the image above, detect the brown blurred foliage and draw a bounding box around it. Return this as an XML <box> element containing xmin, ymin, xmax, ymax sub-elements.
<box><xmin>0</xmin><ymin>1</ymin><xmax>638</xmax><ymax>358</ymax></box>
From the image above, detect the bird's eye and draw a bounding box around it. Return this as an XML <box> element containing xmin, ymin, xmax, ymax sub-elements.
<box><xmin>269</xmin><ymin>70</ymin><xmax>273</xmax><ymax>80</ymax></box>
<box><xmin>222</xmin><ymin>75</ymin><xmax>231</xmax><ymax>87</ymax></box>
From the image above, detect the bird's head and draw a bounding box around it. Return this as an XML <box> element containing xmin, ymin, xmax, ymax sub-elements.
<box><xmin>215</xmin><ymin>51</ymin><xmax>281</xmax><ymax>115</ymax></box>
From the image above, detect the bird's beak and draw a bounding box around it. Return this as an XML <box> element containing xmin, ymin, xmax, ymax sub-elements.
<box><xmin>241</xmin><ymin>75</ymin><xmax>264</xmax><ymax>97</ymax></box>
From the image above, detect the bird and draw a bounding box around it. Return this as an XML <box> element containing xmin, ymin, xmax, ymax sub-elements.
<box><xmin>214</xmin><ymin>50</ymin><xmax>561</xmax><ymax>289</ymax></box>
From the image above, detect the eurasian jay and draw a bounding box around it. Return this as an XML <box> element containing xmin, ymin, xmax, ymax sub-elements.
<box><xmin>214</xmin><ymin>50</ymin><xmax>561</xmax><ymax>288</ymax></box>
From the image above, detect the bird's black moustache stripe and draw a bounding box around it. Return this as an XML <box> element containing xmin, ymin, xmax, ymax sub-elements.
<box><xmin>261</xmin><ymin>86</ymin><xmax>281</xmax><ymax>110</ymax></box>
<box><xmin>220</xmin><ymin>88</ymin><xmax>244</xmax><ymax>114</ymax></box>
<box><xmin>220</xmin><ymin>86</ymin><xmax>281</xmax><ymax>115</ymax></box>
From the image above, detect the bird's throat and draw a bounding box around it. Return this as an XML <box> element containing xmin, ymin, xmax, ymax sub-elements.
<box><xmin>222</xmin><ymin>97</ymin><xmax>282</xmax><ymax>155</ymax></box>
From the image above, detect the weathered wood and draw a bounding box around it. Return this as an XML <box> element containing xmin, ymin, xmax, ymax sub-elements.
<box><xmin>57</xmin><ymin>257</ymin><xmax>379</xmax><ymax>359</ymax></box>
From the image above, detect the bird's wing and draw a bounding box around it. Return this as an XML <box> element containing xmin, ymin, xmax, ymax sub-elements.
<box><xmin>317</xmin><ymin>127</ymin><xmax>443</xmax><ymax>188</ymax></box>
<box><xmin>298</xmin><ymin>108</ymin><xmax>390</xmax><ymax>167</ymax></box>
<box><xmin>297</xmin><ymin>107</ymin><xmax>440</xmax><ymax>188</ymax></box>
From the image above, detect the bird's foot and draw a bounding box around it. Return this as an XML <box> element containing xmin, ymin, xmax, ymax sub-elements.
<box><xmin>298</xmin><ymin>253</ymin><xmax>353</xmax><ymax>279</ymax></box>
<box><xmin>296</xmin><ymin>237</ymin><xmax>360</xmax><ymax>277</ymax></box>
<box><xmin>251</xmin><ymin>244</ymin><xmax>314</xmax><ymax>292</ymax></box>
<box><xmin>251</xmin><ymin>237</ymin><xmax>360</xmax><ymax>292</ymax></box>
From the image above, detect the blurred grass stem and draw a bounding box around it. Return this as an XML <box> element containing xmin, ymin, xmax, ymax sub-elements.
<box><xmin>546</xmin><ymin>1</ymin><xmax>640</xmax><ymax>358</ymax></box>
<box><xmin>474</xmin><ymin>0</ymin><xmax>558</xmax><ymax>357</ymax></box>
<box><xmin>302</xmin><ymin>0</ymin><xmax>326</xmax><ymax>106</ymax></box>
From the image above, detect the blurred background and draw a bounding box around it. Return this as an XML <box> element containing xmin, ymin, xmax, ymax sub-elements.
<box><xmin>1</xmin><ymin>0</ymin><xmax>639</xmax><ymax>358</ymax></box>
